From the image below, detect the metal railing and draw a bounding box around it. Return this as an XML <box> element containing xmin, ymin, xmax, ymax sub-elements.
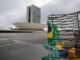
<box><xmin>48</xmin><ymin>11</ymin><xmax>80</xmax><ymax>60</ymax></box>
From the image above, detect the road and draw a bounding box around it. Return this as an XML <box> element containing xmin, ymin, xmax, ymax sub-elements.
<box><xmin>0</xmin><ymin>32</ymin><xmax>48</xmax><ymax>60</ymax></box>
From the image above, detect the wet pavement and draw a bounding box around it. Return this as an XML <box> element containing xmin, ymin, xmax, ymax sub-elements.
<box><xmin>0</xmin><ymin>32</ymin><xmax>48</xmax><ymax>60</ymax></box>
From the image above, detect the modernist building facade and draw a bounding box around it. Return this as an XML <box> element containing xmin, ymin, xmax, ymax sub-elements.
<box><xmin>27</xmin><ymin>5</ymin><xmax>41</xmax><ymax>23</ymax></box>
<box><xmin>14</xmin><ymin>5</ymin><xmax>46</xmax><ymax>30</ymax></box>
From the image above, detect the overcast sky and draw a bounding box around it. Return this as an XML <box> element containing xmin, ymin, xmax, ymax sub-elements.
<box><xmin>0</xmin><ymin>0</ymin><xmax>80</xmax><ymax>26</ymax></box>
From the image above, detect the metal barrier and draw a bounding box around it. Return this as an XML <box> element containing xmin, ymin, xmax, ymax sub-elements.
<box><xmin>42</xmin><ymin>11</ymin><xmax>80</xmax><ymax>60</ymax></box>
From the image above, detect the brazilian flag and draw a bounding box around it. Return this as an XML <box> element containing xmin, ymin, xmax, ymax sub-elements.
<box><xmin>47</xmin><ymin>21</ymin><xmax>53</xmax><ymax>39</ymax></box>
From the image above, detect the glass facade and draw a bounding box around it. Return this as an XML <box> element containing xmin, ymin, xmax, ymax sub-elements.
<box><xmin>27</xmin><ymin>5</ymin><xmax>41</xmax><ymax>23</ymax></box>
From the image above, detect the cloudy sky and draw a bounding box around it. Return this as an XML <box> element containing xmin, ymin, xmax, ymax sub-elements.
<box><xmin>0</xmin><ymin>0</ymin><xmax>80</xmax><ymax>26</ymax></box>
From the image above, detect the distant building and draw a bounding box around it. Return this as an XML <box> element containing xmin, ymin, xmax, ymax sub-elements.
<box><xmin>13</xmin><ymin>5</ymin><xmax>46</xmax><ymax>30</ymax></box>
<box><xmin>27</xmin><ymin>5</ymin><xmax>41</xmax><ymax>23</ymax></box>
<box><xmin>0</xmin><ymin>26</ymin><xmax>11</xmax><ymax>30</ymax></box>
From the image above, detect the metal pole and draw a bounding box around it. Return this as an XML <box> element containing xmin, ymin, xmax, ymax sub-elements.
<box><xmin>76</xmin><ymin>12</ymin><xmax>80</xmax><ymax>30</ymax></box>
<box><xmin>49</xmin><ymin>43</ymin><xmax>51</xmax><ymax>60</ymax></box>
<box><xmin>74</xmin><ymin>12</ymin><xmax>80</xmax><ymax>49</ymax></box>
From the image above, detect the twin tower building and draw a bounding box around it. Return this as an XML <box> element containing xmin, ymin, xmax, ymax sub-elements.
<box><xmin>27</xmin><ymin>5</ymin><xmax>41</xmax><ymax>23</ymax></box>
<box><xmin>14</xmin><ymin>5</ymin><xmax>46</xmax><ymax>30</ymax></box>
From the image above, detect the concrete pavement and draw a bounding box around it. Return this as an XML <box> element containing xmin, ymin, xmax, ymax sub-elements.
<box><xmin>0</xmin><ymin>32</ymin><xmax>48</xmax><ymax>60</ymax></box>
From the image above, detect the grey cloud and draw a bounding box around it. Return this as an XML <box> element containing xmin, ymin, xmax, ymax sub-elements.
<box><xmin>0</xmin><ymin>0</ymin><xmax>28</xmax><ymax>26</ymax></box>
<box><xmin>0</xmin><ymin>0</ymin><xmax>80</xmax><ymax>26</ymax></box>
<box><xmin>41</xmin><ymin>0</ymin><xmax>80</xmax><ymax>23</ymax></box>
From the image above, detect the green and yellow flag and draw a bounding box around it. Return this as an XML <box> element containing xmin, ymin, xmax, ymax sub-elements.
<box><xmin>47</xmin><ymin>21</ymin><xmax>53</xmax><ymax>39</ymax></box>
